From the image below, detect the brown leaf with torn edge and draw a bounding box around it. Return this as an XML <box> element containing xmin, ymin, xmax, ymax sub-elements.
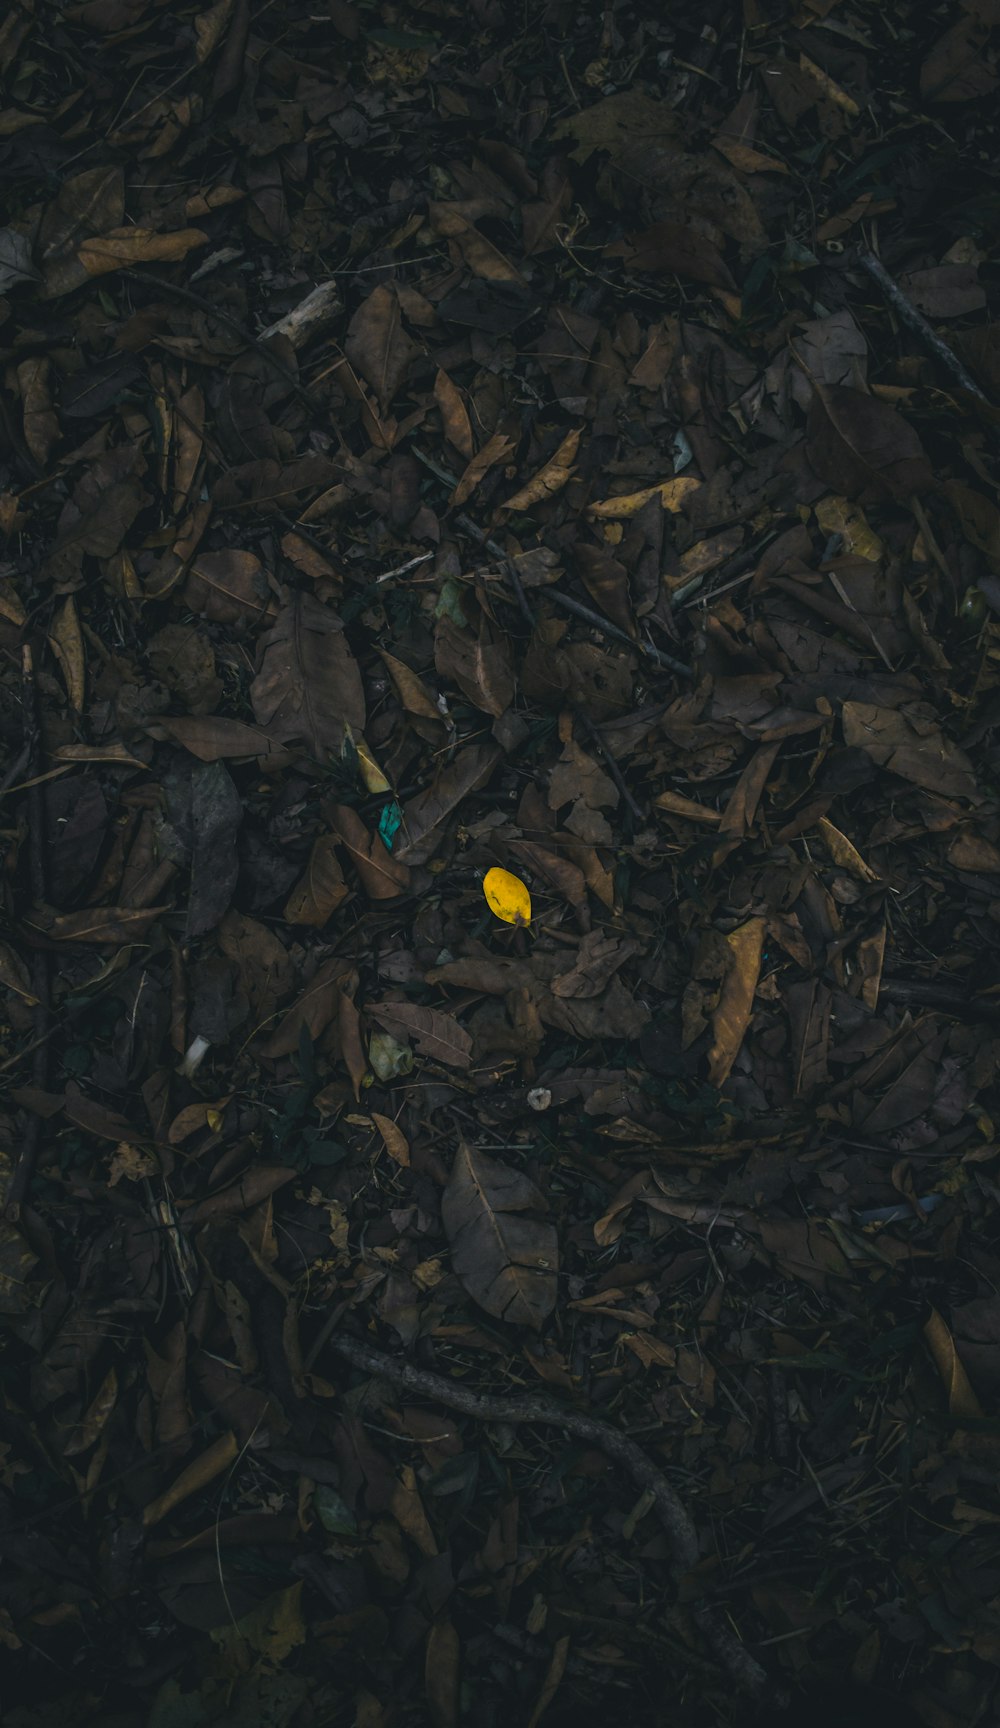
<box><xmin>442</xmin><ymin>1140</ymin><xmax>558</xmax><ymax>1328</ymax></box>
<box><xmin>707</xmin><ymin>916</ymin><xmax>766</xmax><ymax>1088</ymax></box>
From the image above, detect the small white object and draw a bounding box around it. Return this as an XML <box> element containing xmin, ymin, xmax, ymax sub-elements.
<box><xmin>178</xmin><ymin>1034</ymin><xmax>211</xmax><ymax>1078</ymax></box>
<box><xmin>527</xmin><ymin>1087</ymin><xmax>552</xmax><ymax>1112</ymax></box>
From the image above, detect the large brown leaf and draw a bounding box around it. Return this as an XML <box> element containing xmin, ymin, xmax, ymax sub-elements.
<box><xmin>370</xmin><ymin>1003</ymin><xmax>472</xmax><ymax>1069</ymax></box>
<box><xmin>805</xmin><ymin>383</ymin><xmax>933</xmax><ymax>504</ymax></box>
<box><xmin>326</xmin><ymin>803</ymin><xmax>411</xmax><ymax>899</ymax></box>
<box><xmin>434</xmin><ymin>616</ymin><xmax>514</xmax><ymax>718</ymax></box>
<box><xmin>344</xmin><ymin>283</ymin><xmax>421</xmax><ymax>413</ymax></box>
<box><xmin>441</xmin><ymin>1141</ymin><xmax>558</xmax><ymax>1329</ymax></box>
<box><xmin>284</xmin><ymin>836</ymin><xmax>350</xmax><ymax>926</ymax></box>
<box><xmin>251</xmin><ymin>591</ymin><xmax>365</xmax><ymax>760</ymax></box>
<box><xmin>393</xmin><ymin>743</ymin><xmax>501</xmax><ymax>865</ymax></box>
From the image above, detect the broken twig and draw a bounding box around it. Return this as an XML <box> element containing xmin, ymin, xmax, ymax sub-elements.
<box><xmin>325</xmin><ymin>1331</ymin><xmax>780</xmax><ymax>1706</ymax></box>
<box><xmin>5</xmin><ymin>647</ymin><xmax>51</xmax><ymax>1221</ymax></box>
<box><xmin>856</xmin><ymin>247</ymin><xmax>988</xmax><ymax>404</ymax></box>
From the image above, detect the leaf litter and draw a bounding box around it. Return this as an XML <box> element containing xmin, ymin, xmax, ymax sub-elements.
<box><xmin>2</xmin><ymin>3</ymin><xmax>1000</xmax><ymax>1726</ymax></box>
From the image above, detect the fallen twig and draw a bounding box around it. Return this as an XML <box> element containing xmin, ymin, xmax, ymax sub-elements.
<box><xmin>325</xmin><ymin>1331</ymin><xmax>780</xmax><ymax>1706</ymax></box>
<box><xmin>856</xmin><ymin>246</ymin><xmax>988</xmax><ymax>404</ymax></box>
<box><xmin>548</xmin><ymin>589</ymin><xmax>694</xmax><ymax>680</ymax></box>
<box><xmin>5</xmin><ymin>647</ymin><xmax>51</xmax><ymax>1221</ymax></box>
<box><xmin>573</xmin><ymin>706</ymin><xmax>646</xmax><ymax>825</ymax></box>
<box><xmin>119</xmin><ymin>267</ymin><xmax>329</xmax><ymax>418</ymax></box>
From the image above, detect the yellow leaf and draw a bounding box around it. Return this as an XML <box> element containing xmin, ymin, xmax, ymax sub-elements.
<box><xmin>586</xmin><ymin>474</ymin><xmax>700</xmax><ymax>519</ymax></box>
<box><xmin>483</xmin><ymin>866</ymin><xmax>531</xmax><ymax>926</ymax></box>
<box><xmin>354</xmin><ymin>735</ymin><xmax>392</xmax><ymax>794</ymax></box>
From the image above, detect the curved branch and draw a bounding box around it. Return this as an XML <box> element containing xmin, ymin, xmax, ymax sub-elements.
<box><xmin>326</xmin><ymin>1332</ymin><xmax>782</xmax><ymax>1707</ymax></box>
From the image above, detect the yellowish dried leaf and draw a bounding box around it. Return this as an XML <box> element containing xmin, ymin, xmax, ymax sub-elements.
<box><xmin>483</xmin><ymin>866</ymin><xmax>531</xmax><ymax>925</ymax></box>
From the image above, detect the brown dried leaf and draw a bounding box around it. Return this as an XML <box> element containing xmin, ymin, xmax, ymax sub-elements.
<box><xmin>425</xmin><ymin>1616</ymin><xmax>460</xmax><ymax>1728</ymax></box>
<box><xmin>500</xmin><ymin>427</ymin><xmax>580</xmax><ymax>513</ymax></box>
<box><xmin>379</xmin><ymin>650</ymin><xmax>443</xmax><ymax>723</ymax></box>
<box><xmin>449</xmin><ymin>431</ymin><xmax>516</xmax><ymax>510</ymax></box>
<box><xmin>707</xmin><ymin>916</ymin><xmax>766</xmax><ymax>1088</ymax></box>
<box><xmin>47</xmin><ymin>595</ymin><xmax>85</xmax><ymax>714</ymax></box>
<box><xmin>251</xmin><ymin>591</ymin><xmax>365</xmax><ymax>759</ymax></box>
<box><xmin>284</xmin><ymin>835</ymin><xmax>350</xmax><ymax>926</ymax></box>
<box><xmin>327</xmin><ymin>802</ymin><xmax>411</xmax><ymax>899</ymax></box>
<box><xmin>78</xmin><ymin>226</ymin><xmax>207</xmax><ymax>275</ymax></box>
<box><xmin>434</xmin><ymin>615</ymin><xmax>514</xmax><ymax>718</ymax></box>
<box><xmin>261</xmin><ymin>957</ymin><xmax>358</xmax><ymax>1058</ymax></box>
<box><xmin>442</xmin><ymin>1141</ymin><xmax>558</xmax><ymax>1329</ymax></box>
<box><xmin>371</xmin><ymin>1111</ymin><xmax>410</xmax><ymax>1167</ymax></box>
<box><xmin>806</xmin><ymin>383</ymin><xmax>933</xmax><ymax>504</ymax></box>
<box><xmin>184</xmin><ymin>548</ymin><xmax>275</xmax><ymax>625</ymax></box>
<box><xmin>218</xmin><ymin>911</ymin><xmax>294</xmax><ymax>1024</ymax></box>
<box><xmin>370</xmin><ymin>1002</ymin><xmax>472</xmax><ymax>1069</ymax></box>
<box><xmin>344</xmin><ymin>283</ymin><xmax>420</xmax><ymax>413</ymax></box>
<box><xmin>433</xmin><ymin>368</ymin><xmax>473</xmax><ymax>460</ymax></box>
<box><xmin>154</xmin><ymin>715</ymin><xmax>280</xmax><ymax>762</ymax></box>
<box><xmin>393</xmin><ymin>743</ymin><xmax>501</xmax><ymax>865</ymax></box>
<box><xmin>48</xmin><ymin>904</ymin><xmax>169</xmax><ymax>944</ymax></box>
<box><xmin>842</xmin><ymin>701</ymin><xmax>978</xmax><ymax>800</ymax></box>
<box><xmin>924</xmin><ymin>1308</ymin><xmax>983</xmax><ymax>1418</ymax></box>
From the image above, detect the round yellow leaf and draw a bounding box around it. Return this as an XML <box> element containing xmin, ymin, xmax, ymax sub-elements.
<box><xmin>483</xmin><ymin>867</ymin><xmax>531</xmax><ymax>926</ymax></box>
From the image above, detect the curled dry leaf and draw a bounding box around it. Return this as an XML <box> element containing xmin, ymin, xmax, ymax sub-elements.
<box><xmin>371</xmin><ymin>1111</ymin><xmax>410</xmax><ymax>1167</ymax></box>
<box><xmin>442</xmin><ymin>1140</ymin><xmax>558</xmax><ymax>1329</ymax></box>
<box><xmin>500</xmin><ymin>426</ymin><xmax>580</xmax><ymax>514</ymax></box>
<box><xmin>707</xmin><ymin>915</ymin><xmax>767</xmax><ymax>1088</ymax></box>
<box><xmin>449</xmin><ymin>431</ymin><xmax>515</xmax><ymax>510</ymax></box>
<box><xmin>77</xmin><ymin>226</ymin><xmax>208</xmax><ymax>274</ymax></box>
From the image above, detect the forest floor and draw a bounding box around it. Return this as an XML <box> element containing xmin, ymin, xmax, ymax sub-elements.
<box><xmin>2</xmin><ymin>2</ymin><xmax>1000</xmax><ymax>1726</ymax></box>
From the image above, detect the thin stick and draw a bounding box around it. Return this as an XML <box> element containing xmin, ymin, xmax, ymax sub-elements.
<box><xmin>412</xmin><ymin>447</ymin><xmax>690</xmax><ymax>674</ymax></box>
<box><xmin>856</xmin><ymin>247</ymin><xmax>988</xmax><ymax>403</ymax></box>
<box><xmin>325</xmin><ymin>1331</ymin><xmax>779</xmax><ymax>1705</ymax></box>
<box><xmin>574</xmin><ymin>706</ymin><xmax>645</xmax><ymax>824</ymax></box>
<box><xmin>119</xmin><ymin>267</ymin><xmax>329</xmax><ymax>417</ymax></box>
<box><xmin>5</xmin><ymin>647</ymin><xmax>51</xmax><ymax>1221</ymax></box>
<box><xmin>549</xmin><ymin>590</ymin><xmax>693</xmax><ymax>679</ymax></box>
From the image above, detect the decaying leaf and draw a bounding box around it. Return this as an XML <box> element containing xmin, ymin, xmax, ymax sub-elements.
<box><xmin>370</xmin><ymin>1002</ymin><xmax>472</xmax><ymax>1069</ymax></box>
<box><xmin>442</xmin><ymin>1141</ymin><xmax>558</xmax><ymax>1328</ymax></box>
<box><xmin>252</xmin><ymin>591</ymin><xmax>365</xmax><ymax>760</ymax></box>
